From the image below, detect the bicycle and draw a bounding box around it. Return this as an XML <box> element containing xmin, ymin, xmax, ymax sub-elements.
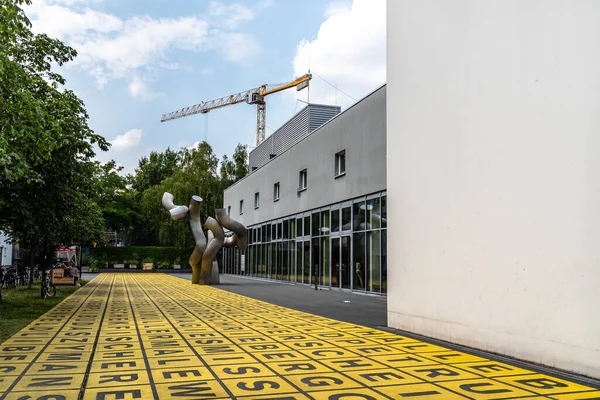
<box><xmin>0</xmin><ymin>266</ymin><xmax>5</xmax><ymax>300</ymax></box>
<box><xmin>17</xmin><ymin>267</ymin><xmax>30</xmax><ymax>286</ymax></box>
<box><xmin>3</xmin><ymin>266</ymin><xmax>17</xmax><ymax>289</ymax></box>
<box><xmin>40</xmin><ymin>266</ymin><xmax>57</xmax><ymax>299</ymax></box>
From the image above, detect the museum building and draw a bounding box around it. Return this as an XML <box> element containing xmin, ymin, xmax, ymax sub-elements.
<box><xmin>222</xmin><ymin>84</ymin><xmax>387</xmax><ymax>294</ymax></box>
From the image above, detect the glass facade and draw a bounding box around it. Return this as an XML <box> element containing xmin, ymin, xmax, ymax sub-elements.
<box><xmin>222</xmin><ymin>191</ymin><xmax>387</xmax><ymax>294</ymax></box>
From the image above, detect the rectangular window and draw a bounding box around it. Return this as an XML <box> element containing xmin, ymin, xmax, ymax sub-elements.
<box><xmin>331</xmin><ymin>209</ymin><xmax>340</xmax><ymax>232</ymax></box>
<box><xmin>342</xmin><ymin>206</ymin><xmax>351</xmax><ymax>230</ymax></box>
<box><xmin>298</xmin><ymin>169</ymin><xmax>307</xmax><ymax>191</ymax></box>
<box><xmin>335</xmin><ymin>150</ymin><xmax>346</xmax><ymax>177</ymax></box>
<box><xmin>303</xmin><ymin>215</ymin><xmax>310</xmax><ymax>236</ymax></box>
<box><xmin>239</xmin><ymin>200</ymin><xmax>244</xmax><ymax>215</ymax></box>
<box><xmin>254</xmin><ymin>192</ymin><xmax>260</xmax><ymax>209</ymax></box>
<box><xmin>273</xmin><ymin>182</ymin><xmax>280</xmax><ymax>201</ymax></box>
<box><xmin>312</xmin><ymin>213</ymin><xmax>320</xmax><ymax>236</ymax></box>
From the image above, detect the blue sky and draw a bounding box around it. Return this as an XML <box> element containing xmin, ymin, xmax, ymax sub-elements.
<box><xmin>24</xmin><ymin>0</ymin><xmax>386</xmax><ymax>174</ymax></box>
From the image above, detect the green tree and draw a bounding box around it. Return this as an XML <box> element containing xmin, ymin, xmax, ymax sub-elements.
<box><xmin>132</xmin><ymin>148</ymin><xmax>179</xmax><ymax>193</ymax></box>
<box><xmin>220</xmin><ymin>143</ymin><xmax>248</xmax><ymax>189</ymax></box>
<box><xmin>128</xmin><ymin>148</ymin><xmax>179</xmax><ymax>244</ymax></box>
<box><xmin>127</xmin><ymin>142</ymin><xmax>247</xmax><ymax>247</ymax></box>
<box><xmin>139</xmin><ymin>142</ymin><xmax>221</xmax><ymax>247</ymax></box>
<box><xmin>0</xmin><ymin>0</ymin><xmax>109</xmax><ymax>288</ymax></box>
<box><xmin>92</xmin><ymin>160</ymin><xmax>140</xmax><ymax>235</ymax></box>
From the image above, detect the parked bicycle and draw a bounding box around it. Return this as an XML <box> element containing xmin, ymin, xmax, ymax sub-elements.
<box><xmin>1</xmin><ymin>266</ymin><xmax>17</xmax><ymax>289</ymax></box>
<box><xmin>17</xmin><ymin>266</ymin><xmax>30</xmax><ymax>286</ymax></box>
<box><xmin>0</xmin><ymin>266</ymin><xmax>5</xmax><ymax>300</ymax></box>
<box><xmin>40</xmin><ymin>266</ymin><xmax>57</xmax><ymax>299</ymax></box>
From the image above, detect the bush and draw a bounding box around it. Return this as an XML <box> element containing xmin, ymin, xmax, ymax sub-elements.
<box><xmin>127</xmin><ymin>260</ymin><xmax>139</xmax><ymax>266</ymax></box>
<box><xmin>93</xmin><ymin>246</ymin><xmax>190</xmax><ymax>266</ymax></box>
<box><xmin>96</xmin><ymin>253</ymin><xmax>108</xmax><ymax>268</ymax></box>
<box><xmin>81</xmin><ymin>252</ymin><xmax>92</xmax><ymax>266</ymax></box>
<box><xmin>89</xmin><ymin>259</ymin><xmax>100</xmax><ymax>272</ymax></box>
<box><xmin>158</xmin><ymin>261</ymin><xmax>171</xmax><ymax>269</ymax></box>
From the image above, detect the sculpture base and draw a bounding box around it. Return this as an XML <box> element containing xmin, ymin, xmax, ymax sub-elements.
<box><xmin>210</xmin><ymin>260</ymin><xmax>220</xmax><ymax>285</ymax></box>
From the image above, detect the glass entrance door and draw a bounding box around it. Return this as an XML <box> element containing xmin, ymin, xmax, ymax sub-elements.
<box><xmin>332</xmin><ymin>237</ymin><xmax>340</xmax><ymax>288</ymax></box>
<box><xmin>331</xmin><ymin>235</ymin><xmax>351</xmax><ymax>289</ymax></box>
<box><xmin>295</xmin><ymin>240</ymin><xmax>302</xmax><ymax>283</ymax></box>
<box><xmin>302</xmin><ymin>240</ymin><xmax>311</xmax><ymax>284</ymax></box>
<box><xmin>341</xmin><ymin>235</ymin><xmax>351</xmax><ymax>289</ymax></box>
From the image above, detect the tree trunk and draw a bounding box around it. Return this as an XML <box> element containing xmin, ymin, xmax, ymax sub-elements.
<box><xmin>28</xmin><ymin>247</ymin><xmax>35</xmax><ymax>289</ymax></box>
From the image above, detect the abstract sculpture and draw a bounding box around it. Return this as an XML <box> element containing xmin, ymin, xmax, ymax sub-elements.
<box><xmin>162</xmin><ymin>192</ymin><xmax>247</xmax><ymax>285</ymax></box>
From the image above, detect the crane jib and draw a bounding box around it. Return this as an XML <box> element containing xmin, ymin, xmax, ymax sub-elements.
<box><xmin>160</xmin><ymin>73</ymin><xmax>312</xmax><ymax>146</ymax></box>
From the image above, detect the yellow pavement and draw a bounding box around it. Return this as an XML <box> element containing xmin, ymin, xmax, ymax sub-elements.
<box><xmin>0</xmin><ymin>274</ymin><xmax>598</xmax><ymax>400</ymax></box>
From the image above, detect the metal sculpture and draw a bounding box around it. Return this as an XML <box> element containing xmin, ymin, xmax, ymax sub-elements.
<box><xmin>216</xmin><ymin>208</ymin><xmax>248</xmax><ymax>250</ymax></box>
<box><xmin>161</xmin><ymin>192</ymin><xmax>247</xmax><ymax>285</ymax></box>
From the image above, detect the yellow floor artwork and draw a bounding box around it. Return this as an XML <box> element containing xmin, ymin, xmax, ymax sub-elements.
<box><xmin>0</xmin><ymin>274</ymin><xmax>598</xmax><ymax>399</ymax></box>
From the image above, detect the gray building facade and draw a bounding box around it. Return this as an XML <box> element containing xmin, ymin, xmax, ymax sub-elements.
<box><xmin>249</xmin><ymin>104</ymin><xmax>341</xmax><ymax>172</ymax></box>
<box><xmin>223</xmin><ymin>85</ymin><xmax>387</xmax><ymax>294</ymax></box>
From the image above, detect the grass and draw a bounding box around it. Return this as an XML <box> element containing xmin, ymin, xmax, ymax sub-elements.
<box><xmin>0</xmin><ymin>279</ymin><xmax>88</xmax><ymax>343</ymax></box>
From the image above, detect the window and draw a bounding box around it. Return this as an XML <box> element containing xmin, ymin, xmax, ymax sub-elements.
<box><xmin>254</xmin><ymin>192</ymin><xmax>260</xmax><ymax>209</ymax></box>
<box><xmin>239</xmin><ymin>200</ymin><xmax>244</xmax><ymax>215</ymax></box>
<box><xmin>227</xmin><ymin>206</ymin><xmax>231</xmax><ymax>216</ymax></box>
<box><xmin>335</xmin><ymin>150</ymin><xmax>346</xmax><ymax>177</ymax></box>
<box><xmin>299</xmin><ymin>169</ymin><xmax>307</xmax><ymax>191</ymax></box>
<box><xmin>283</xmin><ymin>220</ymin><xmax>289</xmax><ymax>239</ymax></box>
<box><xmin>342</xmin><ymin>206</ymin><xmax>351</xmax><ymax>230</ymax></box>
<box><xmin>303</xmin><ymin>215</ymin><xmax>310</xmax><ymax>236</ymax></box>
<box><xmin>273</xmin><ymin>182</ymin><xmax>280</xmax><ymax>201</ymax></box>
<box><xmin>331</xmin><ymin>209</ymin><xmax>340</xmax><ymax>232</ymax></box>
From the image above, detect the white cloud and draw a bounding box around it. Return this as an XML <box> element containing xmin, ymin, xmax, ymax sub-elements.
<box><xmin>187</xmin><ymin>141</ymin><xmax>201</xmax><ymax>150</ymax></box>
<box><xmin>128</xmin><ymin>74</ymin><xmax>163</xmax><ymax>101</ymax></box>
<box><xmin>215</xmin><ymin>32</ymin><xmax>261</xmax><ymax>64</ymax></box>
<box><xmin>209</xmin><ymin>1</ymin><xmax>254</xmax><ymax>29</ymax></box>
<box><xmin>24</xmin><ymin>2</ymin><xmax>122</xmax><ymax>40</ymax></box>
<box><xmin>70</xmin><ymin>15</ymin><xmax>211</xmax><ymax>89</ymax></box>
<box><xmin>292</xmin><ymin>0</ymin><xmax>386</xmax><ymax>108</ymax></box>
<box><xmin>128</xmin><ymin>75</ymin><xmax>145</xmax><ymax>98</ymax></box>
<box><xmin>24</xmin><ymin>1</ymin><xmax>260</xmax><ymax>95</ymax></box>
<box><xmin>111</xmin><ymin>129</ymin><xmax>143</xmax><ymax>151</ymax></box>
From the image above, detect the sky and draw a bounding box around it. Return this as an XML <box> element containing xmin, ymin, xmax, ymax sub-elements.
<box><xmin>24</xmin><ymin>0</ymin><xmax>386</xmax><ymax>174</ymax></box>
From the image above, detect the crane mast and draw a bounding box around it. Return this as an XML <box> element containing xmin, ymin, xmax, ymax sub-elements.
<box><xmin>161</xmin><ymin>73</ymin><xmax>312</xmax><ymax>146</ymax></box>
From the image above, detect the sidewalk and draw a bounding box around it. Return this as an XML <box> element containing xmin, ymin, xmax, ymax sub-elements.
<box><xmin>172</xmin><ymin>273</ymin><xmax>388</xmax><ymax>327</ymax></box>
<box><xmin>0</xmin><ymin>273</ymin><xmax>598</xmax><ymax>399</ymax></box>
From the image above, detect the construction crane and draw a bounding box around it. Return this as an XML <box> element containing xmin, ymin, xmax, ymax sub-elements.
<box><xmin>161</xmin><ymin>73</ymin><xmax>312</xmax><ymax>146</ymax></box>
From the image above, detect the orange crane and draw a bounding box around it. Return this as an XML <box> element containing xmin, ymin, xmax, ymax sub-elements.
<box><xmin>161</xmin><ymin>73</ymin><xmax>312</xmax><ymax>146</ymax></box>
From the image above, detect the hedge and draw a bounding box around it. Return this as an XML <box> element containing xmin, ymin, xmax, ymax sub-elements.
<box><xmin>93</xmin><ymin>246</ymin><xmax>191</xmax><ymax>265</ymax></box>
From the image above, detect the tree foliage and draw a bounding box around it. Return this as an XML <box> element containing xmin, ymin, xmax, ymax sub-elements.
<box><xmin>0</xmin><ymin>0</ymin><xmax>109</xmax><ymax>251</ymax></box>
<box><xmin>127</xmin><ymin>142</ymin><xmax>248</xmax><ymax>247</ymax></box>
<box><xmin>131</xmin><ymin>148</ymin><xmax>178</xmax><ymax>194</ymax></box>
<box><xmin>92</xmin><ymin>161</ymin><xmax>139</xmax><ymax>233</ymax></box>
<box><xmin>0</xmin><ymin>0</ymin><xmax>249</xmax><ymax>253</ymax></box>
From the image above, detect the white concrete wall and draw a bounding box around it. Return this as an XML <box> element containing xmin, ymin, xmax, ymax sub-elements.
<box><xmin>0</xmin><ymin>232</ymin><xmax>12</xmax><ymax>265</ymax></box>
<box><xmin>387</xmin><ymin>0</ymin><xmax>600</xmax><ymax>378</ymax></box>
